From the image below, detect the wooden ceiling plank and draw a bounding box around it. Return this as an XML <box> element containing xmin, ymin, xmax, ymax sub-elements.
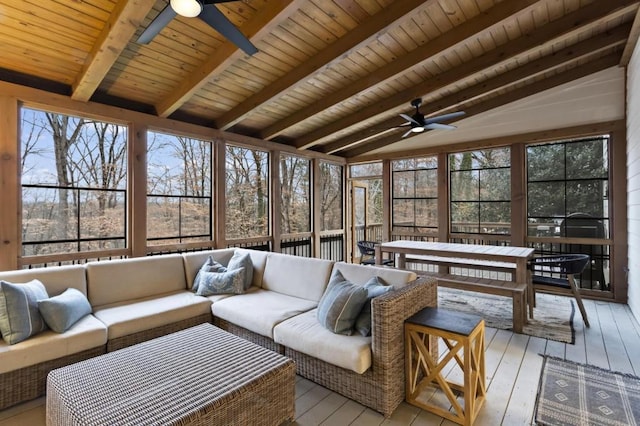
<box><xmin>322</xmin><ymin>24</ymin><xmax>629</xmax><ymax>155</ymax></box>
<box><xmin>215</xmin><ymin>0</ymin><xmax>434</xmax><ymax>131</ymax></box>
<box><xmin>268</xmin><ymin>0</ymin><xmax>540</xmax><ymax>145</ymax></box>
<box><xmin>294</xmin><ymin>0</ymin><xmax>636</xmax><ymax>150</ymax></box>
<box><xmin>155</xmin><ymin>0</ymin><xmax>302</xmax><ymax>118</ymax></box>
<box><xmin>341</xmin><ymin>53</ymin><xmax>621</xmax><ymax>157</ymax></box>
<box><xmin>72</xmin><ymin>0</ymin><xmax>157</xmax><ymax>102</ymax></box>
<box><xmin>620</xmin><ymin>5</ymin><xmax>640</xmax><ymax>65</ymax></box>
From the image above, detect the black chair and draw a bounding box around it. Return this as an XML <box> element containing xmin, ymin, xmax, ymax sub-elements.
<box><xmin>357</xmin><ymin>241</ymin><xmax>394</xmax><ymax>266</ymax></box>
<box><xmin>529</xmin><ymin>254</ymin><xmax>590</xmax><ymax>327</ymax></box>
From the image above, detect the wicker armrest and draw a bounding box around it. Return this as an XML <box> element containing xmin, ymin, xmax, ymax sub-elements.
<box><xmin>371</xmin><ymin>276</ymin><xmax>437</xmax><ymax>370</ymax></box>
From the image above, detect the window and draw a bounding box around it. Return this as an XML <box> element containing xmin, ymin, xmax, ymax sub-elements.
<box><xmin>449</xmin><ymin>148</ymin><xmax>511</xmax><ymax>235</ymax></box>
<box><xmin>350</xmin><ymin>162</ymin><xmax>382</xmax><ymax>177</ymax></box>
<box><xmin>280</xmin><ymin>154</ymin><xmax>310</xmax><ymax>233</ymax></box>
<box><xmin>319</xmin><ymin>162</ymin><xmax>343</xmax><ymax>231</ymax></box>
<box><xmin>527</xmin><ymin>137</ymin><xmax>609</xmax><ymax>237</ymax></box>
<box><xmin>526</xmin><ymin>136</ymin><xmax>610</xmax><ymax>291</ymax></box>
<box><xmin>20</xmin><ymin>108</ymin><xmax>127</xmax><ymax>255</ymax></box>
<box><xmin>225</xmin><ymin>145</ymin><xmax>269</xmax><ymax>239</ymax></box>
<box><xmin>392</xmin><ymin>157</ymin><xmax>438</xmax><ymax>234</ymax></box>
<box><xmin>147</xmin><ymin>131</ymin><xmax>212</xmax><ymax>245</ymax></box>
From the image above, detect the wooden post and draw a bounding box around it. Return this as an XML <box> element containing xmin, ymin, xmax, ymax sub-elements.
<box><xmin>511</xmin><ymin>143</ymin><xmax>526</xmax><ymax>247</ymax></box>
<box><xmin>0</xmin><ymin>97</ymin><xmax>19</xmax><ymax>271</ymax></box>
<box><xmin>437</xmin><ymin>152</ymin><xmax>449</xmax><ymax>243</ymax></box>
<box><xmin>610</xmin><ymin>126</ymin><xmax>628</xmax><ymax>303</ymax></box>
<box><xmin>271</xmin><ymin>150</ymin><xmax>281</xmax><ymax>253</ymax></box>
<box><xmin>312</xmin><ymin>158</ymin><xmax>322</xmax><ymax>257</ymax></box>
<box><xmin>214</xmin><ymin>140</ymin><xmax>227</xmax><ymax>249</ymax></box>
<box><xmin>130</xmin><ymin>122</ymin><xmax>147</xmax><ymax>258</ymax></box>
<box><xmin>382</xmin><ymin>159</ymin><xmax>391</xmax><ymax>242</ymax></box>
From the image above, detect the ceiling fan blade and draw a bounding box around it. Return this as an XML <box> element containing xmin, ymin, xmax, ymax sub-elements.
<box><xmin>199</xmin><ymin>4</ymin><xmax>258</xmax><ymax>56</ymax></box>
<box><xmin>137</xmin><ymin>5</ymin><xmax>177</xmax><ymax>44</ymax></box>
<box><xmin>424</xmin><ymin>123</ymin><xmax>457</xmax><ymax>130</ymax></box>
<box><xmin>399</xmin><ymin>113</ymin><xmax>420</xmax><ymax>126</ymax></box>
<box><xmin>424</xmin><ymin>110</ymin><xmax>466</xmax><ymax>124</ymax></box>
<box><xmin>402</xmin><ymin>128</ymin><xmax>414</xmax><ymax>138</ymax></box>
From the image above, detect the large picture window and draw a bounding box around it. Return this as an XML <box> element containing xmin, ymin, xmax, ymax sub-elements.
<box><xmin>392</xmin><ymin>157</ymin><xmax>438</xmax><ymax>235</ymax></box>
<box><xmin>147</xmin><ymin>131</ymin><xmax>212</xmax><ymax>246</ymax></box>
<box><xmin>20</xmin><ymin>108</ymin><xmax>127</xmax><ymax>256</ymax></box>
<box><xmin>225</xmin><ymin>145</ymin><xmax>269</xmax><ymax>239</ymax></box>
<box><xmin>449</xmin><ymin>148</ymin><xmax>511</xmax><ymax>235</ymax></box>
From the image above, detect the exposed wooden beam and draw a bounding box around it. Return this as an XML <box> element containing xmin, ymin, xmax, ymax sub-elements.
<box><xmin>322</xmin><ymin>23</ymin><xmax>630</xmax><ymax>154</ymax></box>
<box><xmin>72</xmin><ymin>0</ymin><xmax>156</xmax><ymax>102</ymax></box>
<box><xmin>348</xmin><ymin>120</ymin><xmax>625</xmax><ymax>163</ymax></box>
<box><xmin>294</xmin><ymin>0</ymin><xmax>637</xmax><ymax>151</ymax></box>
<box><xmin>620</xmin><ymin>5</ymin><xmax>640</xmax><ymax>65</ymax></box>
<box><xmin>216</xmin><ymin>0</ymin><xmax>434</xmax><ymax>131</ymax></box>
<box><xmin>155</xmin><ymin>0</ymin><xmax>302</xmax><ymax>118</ymax></box>
<box><xmin>260</xmin><ymin>0</ymin><xmax>540</xmax><ymax>141</ymax></box>
<box><xmin>341</xmin><ymin>53</ymin><xmax>621</xmax><ymax>157</ymax></box>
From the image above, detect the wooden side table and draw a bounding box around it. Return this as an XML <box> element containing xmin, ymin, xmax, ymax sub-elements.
<box><xmin>405</xmin><ymin>307</ymin><xmax>486</xmax><ymax>426</ymax></box>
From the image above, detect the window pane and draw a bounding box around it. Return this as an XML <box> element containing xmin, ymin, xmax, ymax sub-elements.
<box><xmin>480</xmin><ymin>169</ymin><xmax>510</xmax><ymax>201</ymax></box>
<box><xmin>450</xmin><ymin>170</ymin><xmax>478</xmax><ymax>201</ymax></box>
<box><xmin>225</xmin><ymin>145</ymin><xmax>269</xmax><ymax>239</ymax></box>
<box><xmin>451</xmin><ymin>202</ymin><xmax>479</xmax><ymax>233</ymax></box>
<box><xmin>527</xmin><ymin>181</ymin><xmax>565</xmax><ymax>217</ymax></box>
<box><xmin>280</xmin><ymin>155</ymin><xmax>310</xmax><ymax>233</ymax></box>
<box><xmin>350</xmin><ymin>162</ymin><xmax>382</xmax><ymax>177</ymax></box>
<box><xmin>393</xmin><ymin>171</ymin><xmax>415</xmax><ymax>198</ymax></box>
<box><xmin>393</xmin><ymin>199</ymin><xmax>415</xmax><ymax>226</ymax></box>
<box><xmin>566</xmin><ymin>180</ymin><xmax>607</xmax><ymax>217</ymax></box>
<box><xmin>415</xmin><ymin>169</ymin><xmax>438</xmax><ymax>198</ymax></box>
<box><xmin>480</xmin><ymin>202</ymin><xmax>510</xmax><ymax>234</ymax></box>
<box><xmin>415</xmin><ymin>199</ymin><xmax>438</xmax><ymax>228</ymax></box>
<box><xmin>566</xmin><ymin>139</ymin><xmax>608</xmax><ymax>179</ymax></box>
<box><xmin>527</xmin><ymin>143</ymin><xmax>564</xmax><ymax>181</ymax></box>
<box><xmin>319</xmin><ymin>162</ymin><xmax>343</xmax><ymax>231</ymax></box>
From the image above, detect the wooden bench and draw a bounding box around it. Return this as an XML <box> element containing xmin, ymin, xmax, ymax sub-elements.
<box><xmin>405</xmin><ymin>254</ymin><xmax>516</xmax><ymax>275</ymax></box>
<box><xmin>422</xmin><ymin>272</ymin><xmax>527</xmax><ymax>334</ymax></box>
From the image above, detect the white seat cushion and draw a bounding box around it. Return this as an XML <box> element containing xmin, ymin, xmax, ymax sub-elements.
<box><xmin>0</xmin><ymin>315</ymin><xmax>107</xmax><ymax>373</ymax></box>
<box><xmin>93</xmin><ymin>291</ymin><xmax>211</xmax><ymax>340</ymax></box>
<box><xmin>212</xmin><ymin>289</ymin><xmax>317</xmax><ymax>338</ymax></box>
<box><xmin>273</xmin><ymin>309</ymin><xmax>372</xmax><ymax>374</ymax></box>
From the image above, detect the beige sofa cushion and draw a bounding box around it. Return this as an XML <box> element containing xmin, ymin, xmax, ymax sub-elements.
<box><xmin>0</xmin><ymin>315</ymin><xmax>107</xmax><ymax>373</ymax></box>
<box><xmin>331</xmin><ymin>262</ymin><xmax>417</xmax><ymax>288</ymax></box>
<box><xmin>182</xmin><ymin>248</ymin><xmax>268</xmax><ymax>289</ymax></box>
<box><xmin>212</xmin><ymin>288</ymin><xmax>317</xmax><ymax>338</ymax></box>
<box><xmin>262</xmin><ymin>252</ymin><xmax>334</xmax><ymax>301</ymax></box>
<box><xmin>87</xmin><ymin>254</ymin><xmax>187</xmax><ymax>307</ymax></box>
<box><xmin>0</xmin><ymin>265</ymin><xmax>87</xmax><ymax>296</ymax></box>
<box><xmin>273</xmin><ymin>309</ymin><xmax>372</xmax><ymax>374</ymax></box>
<box><xmin>92</xmin><ymin>290</ymin><xmax>211</xmax><ymax>340</ymax></box>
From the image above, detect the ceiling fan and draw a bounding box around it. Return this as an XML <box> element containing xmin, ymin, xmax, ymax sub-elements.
<box><xmin>137</xmin><ymin>0</ymin><xmax>258</xmax><ymax>56</ymax></box>
<box><xmin>399</xmin><ymin>98</ymin><xmax>465</xmax><ymax>138</ymax></box>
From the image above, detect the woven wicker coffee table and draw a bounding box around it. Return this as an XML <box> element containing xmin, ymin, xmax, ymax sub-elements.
<box><xmin>46</xmin><ymin>323</ymin><xmax>295</xmax><ymax>426</ymax></box>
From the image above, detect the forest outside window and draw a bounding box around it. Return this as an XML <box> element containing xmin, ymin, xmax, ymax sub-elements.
<box><xmin>20</xmin><ymin>108</ymin><xmax>127</xmax><ymax>256</ymax></box>
<box><xmin>392</xmin><ymin>157</ymin><xmax>438</xmax><ymax>236</ymax></box>
<box><xmin>146</xmin><ymin>131</ymin><xmax>212</xmax><ymax>246</ymax></box>
<box><xmin>449</xmin><ymin>148</ymin><xmax>511</xmax><ymax>235</ymax></box>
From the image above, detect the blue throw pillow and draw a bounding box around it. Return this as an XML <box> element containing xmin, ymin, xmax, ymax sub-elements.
<box><xmin>196</xmin><ymin>267</ymin><xmax>246</xmax><ymax>296</ymax></box>
<box><xmin>227</xmin><ymin>251</ymin><xmax>253</xmax><ymax>290</ymax></box>
<box><xmin>0</xmin><ymin>279</ymin><xmax>49</xmax><ymax>345</ymax></box>
<box><xmin>316</xmin><ymin>271</ymin><xmax>368</xmax><ymax>335</ymax></box>
<box><xmin>193</xmin><ymin>256</ymin><xmax>227</xmax><ymax>292</ymax></box>
<box><xmin>354</xmin><ymin>276</ymin><xmax>394</xmax><ymax>337</ymax></box>
<box><xmin>38</xmin><ymin>288</ymin><xmax>92</xmax><ymax>333</ymax></box>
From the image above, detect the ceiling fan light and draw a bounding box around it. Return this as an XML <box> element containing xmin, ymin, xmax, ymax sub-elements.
<box><xmin>170</xmin><ymin>0</ymin><xmax>202</xmax><ymax>17</ymax></box>
<box><xmin>411</xmin><ymin>127</ymin><xmax>424</xmax><ymax>133</ymax></box>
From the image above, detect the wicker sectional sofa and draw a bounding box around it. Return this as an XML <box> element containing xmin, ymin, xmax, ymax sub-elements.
<box><xmin>0</xmin><ymin>249</ymin><xmax>437</xmax><ymax>416</ymax></box>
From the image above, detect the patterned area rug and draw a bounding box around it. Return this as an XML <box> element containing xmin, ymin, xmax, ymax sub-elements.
<box><xmin>438</xmin><ymin>288</ymin><xmax>575</xmax><ymax>343</ymax></box>
<box><xmin>535</xmin><ymin>356</ymin><xmax>640</xmax><ymax>426</ymax></box>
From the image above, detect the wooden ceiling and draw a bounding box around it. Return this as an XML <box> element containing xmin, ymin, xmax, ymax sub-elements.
<box><xmin>0</xmin><ymin>0</ymin><xmax>638</xmax><ymax>158</ymax></box>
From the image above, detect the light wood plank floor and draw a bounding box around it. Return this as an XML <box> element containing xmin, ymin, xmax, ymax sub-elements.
<box><xmin>1</xmin><ymin>297</ymin><xmax>639</xmax><ymax>426</ymax></box>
